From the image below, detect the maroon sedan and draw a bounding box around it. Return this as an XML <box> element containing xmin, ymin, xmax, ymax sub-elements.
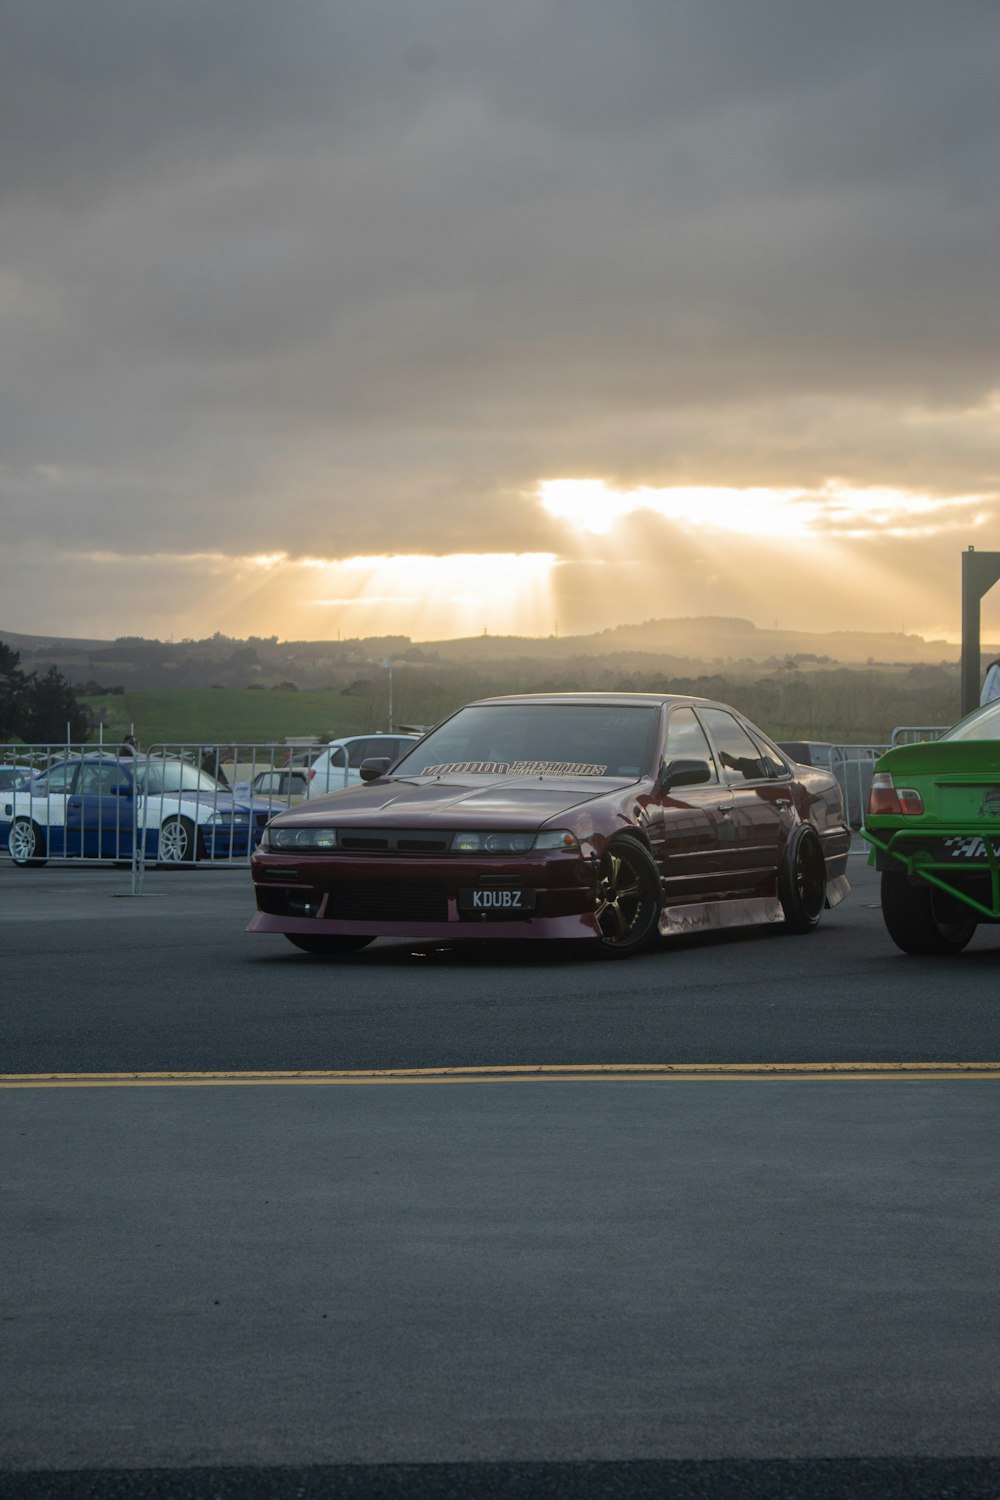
<box><xmin>248</xmin><ymin>693</ymin><xmax>851</xmax><ymax>958</ymax></box>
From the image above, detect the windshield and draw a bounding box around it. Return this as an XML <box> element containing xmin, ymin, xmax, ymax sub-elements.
<box><xmin>941</xmin><ymin>699</ymin><xmax>1000</xmax><ymax>742</ymax></box>
<box><xmin>136</xmin><ymin>760</ymin><xmax>229</xmax><ymax>795</ymax></box>
<box><xmin>392</xmin><ymin>703</ymin><xmax>660</xmax><ymax>779</ymax></box>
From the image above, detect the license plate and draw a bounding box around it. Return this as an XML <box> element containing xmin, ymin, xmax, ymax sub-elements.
<box><xmin>459</xmin><ymin>886</ymin><xmax>536</xmax><ymax>913</ymax></box>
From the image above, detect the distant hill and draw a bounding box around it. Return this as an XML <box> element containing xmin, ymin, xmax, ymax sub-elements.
<box><xmin>0</xmin><ymin>616</ymin><xmax>987</xmax><ymax>695</ymax></box>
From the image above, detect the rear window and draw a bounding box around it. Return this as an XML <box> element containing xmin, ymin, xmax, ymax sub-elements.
<box><xmin>942</xmin><ymin>699</ymin><xmax>1000</xmax><ymax>742</ymax></box>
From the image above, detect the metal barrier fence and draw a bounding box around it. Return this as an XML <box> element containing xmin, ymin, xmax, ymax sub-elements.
<box><xmin>889</xmin><ymin>725</ymin><xmax>949</xmax><ymax>745</ymax></box>
<box><xmin>0</xmin><ymin>741</ymin><xmax>362</xmax><ymax>890</ymax></box>
<box><xmin>0</xmin><ymin>725</ymin><xmax>961</xmax><ymax>876</ymax></box>
<box><xmin>828</xmin><ymin>745</ymin><xmax>888</xmax><ymax>829</ymax></box>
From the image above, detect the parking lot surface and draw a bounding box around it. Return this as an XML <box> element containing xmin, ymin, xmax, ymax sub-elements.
<box><xmin>2</xmin><ymin>852</ymin><xmax>998</xmax><ymax>1497</ymax></box>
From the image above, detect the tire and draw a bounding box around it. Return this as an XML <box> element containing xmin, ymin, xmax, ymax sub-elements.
<box><xmin>779</xmin><ymin>824</ymin><xmax>827</xmax><ymax>933</ymax></box>
<box><xmin>880</xmin><ymin>871</ymin><xmax>977</xmax><ymax>955</ymax></box>
<box><xmin>594</xmin><ymin>837</ymin><xmax>662</xmax><ymax>957</ymax></box>
<box><xmin>285</xmin><ymin>934</ymin><xmax>375</xmax><ymax>957</ymax></box>
<box><xmin>8</xmin><ymin>818</ymin><xmax>47</xmax><ymax>867</ymax></box>
<box><xmin>157</xmin><ymin>816</ymin><xmax>199</xmax><ymax>865</ymax></box>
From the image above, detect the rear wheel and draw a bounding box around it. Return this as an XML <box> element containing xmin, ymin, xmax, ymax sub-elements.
<box><xmin>880</xmin><ymin>871</ymin><xmax>977</xmax><ymax>955</ymax></box>
<box><xmin>779</xmin><ymin>825</ymin><xmax>827</xmax><ymax>933</ymax></box>
<box><xmin>594</xmin><ymin>837</ymin><xmax>662</xmax><ymax>957</ymax></box>
<box><xmin>285</xmin><ymin>934</ymin><xmax>374</xmax><ymax>957</ymax></box>
<box><xmin>8</xmin><ymin>818</ymin><xmax>47</xmax><ymax>867</ymax></box>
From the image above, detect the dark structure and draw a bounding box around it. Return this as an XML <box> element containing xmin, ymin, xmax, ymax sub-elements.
<box><xmin>961</xmin><ymin>547</ymin><xmax>1000</xmax><ymax>715</ymax></box>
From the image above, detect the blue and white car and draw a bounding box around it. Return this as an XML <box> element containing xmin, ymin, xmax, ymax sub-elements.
<box><xmin>2</xmin><ymin>754</ymin><xmax>279</xmax><ymax>866</ymax></box>
<box><xmin>0</xmin><ymin>763</ymin><xmax>37</xmax><ymax>793</ymax></box>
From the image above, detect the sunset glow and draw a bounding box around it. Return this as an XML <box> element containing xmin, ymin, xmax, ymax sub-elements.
<box><xmin>538</xmin><ymin>479</ymin><xmax>991</xmax><ymax>541</ymax></box>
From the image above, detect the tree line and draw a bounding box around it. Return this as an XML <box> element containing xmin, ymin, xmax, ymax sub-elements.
<box><xmin>0</xmin><ymin>643</ymin><xmax>89</xmax><ymax>743</ymax></box>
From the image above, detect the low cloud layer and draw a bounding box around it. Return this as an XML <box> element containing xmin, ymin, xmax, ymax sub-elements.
<box><xmin>2</xmin><ymin>0</ymin><xmax>998</xmax><ymax>639</ymax></box>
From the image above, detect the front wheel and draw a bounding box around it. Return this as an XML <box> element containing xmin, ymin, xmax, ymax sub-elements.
<box><xmin>157</xmin><ymin>816</ymin><xmax>199</xmax><ymax>864</ymax></box>
<box><xmin>880</xmin><ymin>871</ymin><xmax>977</xmax><ymax>955</ymax></box>
<box><xmin>285</xmin><ymin>934</ymin><xmax>375</xmax><ymax>957</ymax></box>
<box><xmin>779</xmin><ymin>824</ymin><xmax>827</xmax><ymax>933</ymax></box>
<box><xmin>594</xmin><ymin>838</ymin><xmax>662</xmax><ymax>957</ymax></box>
<box><xmin>8</xmin><ymin>818</ymin><xmax>47</xmax><ymax>867</ymax></box>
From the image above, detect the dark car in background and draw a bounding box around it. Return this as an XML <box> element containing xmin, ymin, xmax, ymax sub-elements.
<box><xmin>249</xmin><ymin>693</ymin><xmax>852</xmax><ymax>958</ymax></box>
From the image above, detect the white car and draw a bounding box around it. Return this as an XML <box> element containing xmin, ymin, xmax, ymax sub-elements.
<box><xmin>306</xmin><ymin>734</ymin><xmax>421</xmax><ymax>796</ymax></box>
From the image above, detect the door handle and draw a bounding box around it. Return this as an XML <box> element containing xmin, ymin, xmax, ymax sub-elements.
<box><xmin>716</xmin><ymin>803</ymin><xmax>734</xmax><ymax>815</ymax></box>
<box><xmin>775</xmin><ymin>798</ymin><xmax>793</xmax><ymax>808</ymax></box>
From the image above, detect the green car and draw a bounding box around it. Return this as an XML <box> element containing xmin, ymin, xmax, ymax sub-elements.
<box><xmin>862</xmin><ymin>697</ymin><xmax>1000</xmax><ymax>954</ymax></box>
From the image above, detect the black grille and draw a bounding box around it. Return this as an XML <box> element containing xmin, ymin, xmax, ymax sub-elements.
<box><xmin>328</xmin><ymin>882</ymin><xmax>448</xmax><ymax>922</ymax></box>
<box><xmin>337</xmin><ymin>829</ymin><xmax>452</xmax><ymax>853</ymax></box>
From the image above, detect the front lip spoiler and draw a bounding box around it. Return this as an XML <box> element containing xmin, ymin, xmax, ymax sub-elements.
<box><xmin>861</xmin><ymin>826</ymin><xmax>1000</xmax><ymax>920</ymax></box>
<box><xmin>246</xmin><ymin>910</ymin><xmax>602</xmax><ymax>940</ymax></box>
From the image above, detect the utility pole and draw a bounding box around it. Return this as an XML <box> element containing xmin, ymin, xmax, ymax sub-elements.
<box><xmin>382</xmin><ymin>658</ymin><xmax>394</xmax><ymax>732</ymax></box>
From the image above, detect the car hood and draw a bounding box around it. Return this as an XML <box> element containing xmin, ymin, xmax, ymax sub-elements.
<box><xmin>272</xmin><ymin>774</ymin><xmax>631</xmax><ymax>829</ymax></box>
<box><xmin>142</xmin><ymin>788</ymin><xmax>267</xmax><ymax>815</ymax></box>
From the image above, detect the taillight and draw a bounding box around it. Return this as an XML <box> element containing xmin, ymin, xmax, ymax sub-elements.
<box><xmin>867</xmin><ymin>773</ymin><xmax>923</xmax><ymax>817</ymax></box>
<box><xmin>308</xmin><ymin>768</ymin><xmax>315</xmax><ymax>780</ymax></box>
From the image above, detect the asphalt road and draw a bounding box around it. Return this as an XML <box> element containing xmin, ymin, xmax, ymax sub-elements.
<box><xmin>2</xmin><ymin>850</ymin><xmax>998</xmax><ymax>1499</ymax></box>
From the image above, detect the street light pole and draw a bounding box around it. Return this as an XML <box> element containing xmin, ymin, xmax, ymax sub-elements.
<box><xmin>382</xmin><ymin>658</ymin><xmax>394</xmax><ymax>732</ymax></box>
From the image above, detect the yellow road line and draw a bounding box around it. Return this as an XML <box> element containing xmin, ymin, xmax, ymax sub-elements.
<box><xmin>2</xmin><ymin>1063</ymin><xmax>999</xmax><ymax>1088</ymax></box>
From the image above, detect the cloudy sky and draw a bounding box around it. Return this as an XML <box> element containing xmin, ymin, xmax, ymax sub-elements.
<box><xmin>2</xmin><ymin>0</ymin><xmax>998</xmax><ymax>645</ymax></box>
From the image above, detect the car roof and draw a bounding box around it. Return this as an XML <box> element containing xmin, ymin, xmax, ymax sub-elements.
<box><xmin>465</xmin><ymin>691</ymin><xmax>719</xmax><ymax>709</ymax></box>
<box><xmin>324</xmin><ymin>731</ymin><xmax>419</xmax><ymax>746</ymax></box>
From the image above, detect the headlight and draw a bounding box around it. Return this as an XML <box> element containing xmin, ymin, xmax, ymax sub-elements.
<box><xmin>264</xmin><ymin>826</ymin><xmax>338</xmax><ymax>850</ymax></box>
<box><xmin>206</xmin><ymin>811</ymin><xmax>250</xmax><ymax>825</ymax></box>
<box><xmin>450</xmin><ymin>829</ymin><xmax>579</xmax><ymax>854</ymax></box>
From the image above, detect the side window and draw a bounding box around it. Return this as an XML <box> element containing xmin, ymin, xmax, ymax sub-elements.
<box><xmin>698</xmin><ymin>709</ymin><xmax>769</xmax><ymax>784</ymax></box>
<box><xmin>78</xmin><ymin>764</ymin><xmax>130</xmax><ymax>796</ymax></box>
<box><xmin>745</xmin><ymin>729</ymin><xmax>789</xmax><ymax>780</ymax></box>
<box><xmin>325</xmin><ymin>746</ymin><xmax>348</xmax><ymax>769</ymax></box>
<box><xmin>39</xmin><ymin>762</ymin><xmax>77</xmax><ymax>793</ymax></box>
<box><xmin>348</xmin><ymin>739</ymin><xmax>372</xmax><ymax>768</ymax></box>
<box><xmin>664</xmin><ymin>708</ymin><xmax>718</xmax><ymax>781</ymax></box>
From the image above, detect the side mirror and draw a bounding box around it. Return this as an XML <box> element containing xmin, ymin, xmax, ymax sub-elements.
<box><xmin>112</xmin><ymin>783</ymin><xmax>134</xmax><ymax>797</ymax></box>
<box><xmin>660</xmin><ymin>757</ymin><xmax>713</xmax><ymax>793</ymax></box>
<box><xmin>359</xmin><ymin>757</ymin><xmax>392</xmax><ymax>783</ymax></box>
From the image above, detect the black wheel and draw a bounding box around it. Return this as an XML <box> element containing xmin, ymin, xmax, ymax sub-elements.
<box><xmin>285</xmin><ymin>934</ymin><xmax>375</xmax><ymax>956</ymax></box>
<box><xmin>8</xmin><ymin>818</ymin><xmax>47</xmax><ymax>867</ymax></box>
<box><xmin>880</xmin><ymin>871</ymin><xmax>977</xmax><ymax>955</ymax></box>
<box><xmin>157</xmin><ymin>815</ymin><xmax>199</xmax><ymax>864</ymax></box>
<box><xmin>779</xmin><ymin>824</ymin><xmax>827</xmax><ymax>933</ymax></box>
<box><xmin>594</xmin><ymin>837</ymin><xmax>662</xmax><ymax>957</ymax></box>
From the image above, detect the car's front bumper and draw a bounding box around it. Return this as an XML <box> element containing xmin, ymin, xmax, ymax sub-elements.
<box><xmin>247</xmin><ymin>848</ymin><xmax>604</xmax><ymax>941</ymax></box>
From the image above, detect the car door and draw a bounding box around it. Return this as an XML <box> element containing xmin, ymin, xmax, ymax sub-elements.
<box><xmin>644</xmin><ymin>706</ymin><xmax>739</xmax><ymax>904</ymax></box>
<box><xmin>697</xmin><ymin>707</ymin><xmax>796</xmax><ymax>894</ymax></box>
<box><xmin>68</xmin><ymin>761</ymin><xmax>136</xmax><ymax>858</ymax></box>
<box><xmin>23</xmin><ymin>760</ymin><xmax>79</xmax><ymax>856</ymax></box>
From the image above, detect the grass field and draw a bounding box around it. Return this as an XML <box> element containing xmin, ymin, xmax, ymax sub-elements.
<box><xmin>84</xmin><ymin>689</ymin><xmax>371</xmax><ymax>748</ymax></box>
